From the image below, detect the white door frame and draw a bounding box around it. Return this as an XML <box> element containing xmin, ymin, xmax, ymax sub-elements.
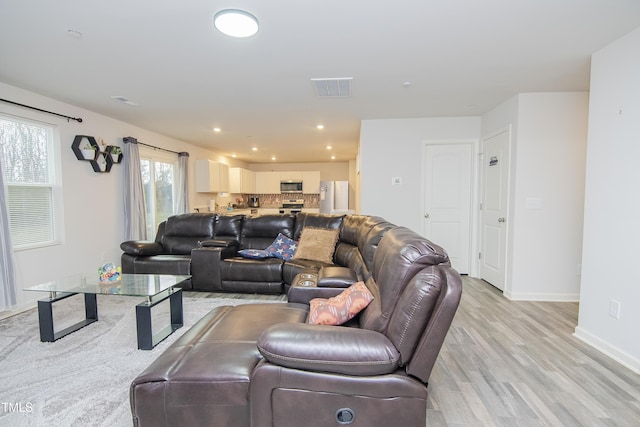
<box><xmin>421</xmin><ymin>140</ymin><xmax>480</xmax><ymax>277</ymax></box>
<box><xmin>479</xmin><ymin>126</ymin><xmax>513</xmax><ymax>293</ymax></box>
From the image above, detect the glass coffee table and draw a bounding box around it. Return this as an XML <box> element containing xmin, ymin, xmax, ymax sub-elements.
<box><xmin>25</xmin><ymin>273</ymin><xmax>190</xmax><ymax>350</ymax></box>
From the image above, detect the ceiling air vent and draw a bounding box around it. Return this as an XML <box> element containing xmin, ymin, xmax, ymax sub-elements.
<box><xmin>311</xmin><ymin>77</ymin><xmax>353</xmax><ymax>98</ymax></box>
<box><xmin>110</xmin><ymin>96</ymin><xmax>138</xmax><ymax>106</ymax></box>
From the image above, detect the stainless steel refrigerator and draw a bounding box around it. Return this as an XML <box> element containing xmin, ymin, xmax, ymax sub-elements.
<box><xmin>319</xmin><ymin>181</ymin><xmax>350</xmax><ymax>214</ymax></box>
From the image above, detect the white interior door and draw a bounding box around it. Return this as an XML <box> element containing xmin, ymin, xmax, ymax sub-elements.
<box><xmin>480</xmin><ymin>129</ymin><xmax>510</xmax><ymax>290</ymax></box>
<box><xmin>423</xmin><ymin>143</ymin><xmax>472</xmax><ymax>274</ymax></box>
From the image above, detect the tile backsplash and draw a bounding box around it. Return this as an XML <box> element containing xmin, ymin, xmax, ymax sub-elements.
<box><xmin>238</xmin><ymin>193</ymin><xmax>320</xmax><ymax>208</ymax></box>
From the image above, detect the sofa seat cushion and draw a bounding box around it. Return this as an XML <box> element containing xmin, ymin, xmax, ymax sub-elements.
<box><xmin>130</xmin><ymin>254</ymin><xmax>191</xmax><ymax>275</ymax></box>
<box><xmin>220</xmin><ymin>257</ymin><xmax>284</xmax><ymax>282</ymax></box>
<box><xmin>131</xmin><ymin>303</ymin><xmax>308</xmax><ymax>427</ymax></box>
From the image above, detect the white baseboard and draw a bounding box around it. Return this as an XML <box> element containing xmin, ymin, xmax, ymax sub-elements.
<box><xmin>573</xmin><ymin>326</ymin><xmax>640</xmax><ymax>374</ymax></box>
<box><xmin>504</xmin><ymin>290</ymin><xmax>579</xmax><ymax>302</ymax></box>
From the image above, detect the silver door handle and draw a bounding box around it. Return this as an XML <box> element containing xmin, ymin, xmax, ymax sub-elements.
<box><xmin>424</xmin><ymin>213</ymin><xmax>430</xmax><ymax>219</ymax></box>
<box><xmin>498</xmin><ymin>217</ymin><xmax>506</xmax><ymax>223</ymax></box>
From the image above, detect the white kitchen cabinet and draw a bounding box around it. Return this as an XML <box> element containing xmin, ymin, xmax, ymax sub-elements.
<box><xmin>242</xmin><ymin>169</ymin><xmax>256</xmax><ymax>193</ymax></box>
<box><xmin>255</xmin><ymin>171</ymin><xmax>280</xmax><ymax>194</ymax></box>
<box><xmin>229</xmin><ymin>168</ymin><xmax>256</xmax><ymax>194</ymax></box>
<box><xmin>302</xmin><ymin>171</ymin><xmax>321</xmax><ymax>194</ymax></box>
<box><xmin>279</xmin><ymin>171</ymin><xmax>302</xmax><ymax>181</ymax></box>
<box><xmin>195</xmin><ymin>160</ymin><xmax>229</xmax><ymax>193</ymax></box>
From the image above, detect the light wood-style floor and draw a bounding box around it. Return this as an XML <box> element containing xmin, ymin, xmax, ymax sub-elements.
<box><xmin>428</xmin><ymin>276</ymin><xmax>640</xmax><ymax>426</ymax></box>
<box><xmin>188</xmin><ymin>277</ymin><xmax>640</xmax><ymax>426</ymax></box>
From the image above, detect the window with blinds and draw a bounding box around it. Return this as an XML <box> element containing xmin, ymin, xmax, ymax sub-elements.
<box><xmin>0</xmin><ymin>115</ymin><xmax>62</xmax><ymax>249</ymax></box>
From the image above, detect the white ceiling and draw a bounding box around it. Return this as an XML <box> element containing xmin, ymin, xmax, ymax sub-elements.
<box><xmin>1</xmin><ymin>1</ymin><xmax>640</xmax><ymax>163</ymax></box>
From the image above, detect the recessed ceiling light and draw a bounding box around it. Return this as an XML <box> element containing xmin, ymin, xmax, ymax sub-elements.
<box><xmin>326</xmin><ymin>145</ymin><xmax>332</xmax><ymax>150</ymax></box>
<box><xmin>214</xmin><ymin>9</ymin><xmax>259</xmax><ymax>38</ymax></box>
<box><xmin>231</xmin><ymin>154</ymin><xmax>237</xmax><ymax>158</ymax></box>
<box><xmin>317</xmin><ymin>124</ymin><xmax>324</xmax><ymax>130</ymax></box>
<box><xmin>213</xmin><ymin>127</ymin><xmax>221</xmax><ymax>132</ymax></box>
<box><xmin>271</xmin><ymin>156</ymin><xmax>276</xmax><ymax>161</ymax></box>
<box><xmin>252</xmin><ymin>147</ymin><xmax>258</xmax><ymax>151</ymax></box>
<box><xmin>331</xmin><ymin>156</ymin><xmax>336</xmax><ymax>160</ymax></box>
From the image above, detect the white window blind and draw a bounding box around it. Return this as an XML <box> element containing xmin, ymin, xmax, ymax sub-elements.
<box><xmin>0</xmin><ymin>115</ymin><xmax>60</xmax><ymax>248</ymax></box>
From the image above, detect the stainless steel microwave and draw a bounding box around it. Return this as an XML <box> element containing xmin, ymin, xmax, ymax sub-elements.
<box><xmin>280</xmin><ymin>180</ymin><xmax>303</xmax><ymax>193</ymax></box>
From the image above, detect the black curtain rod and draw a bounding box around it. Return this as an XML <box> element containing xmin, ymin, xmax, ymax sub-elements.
<box><xmin>137</xmin><ymin>141</ymin><xmax>186</xmax><ymax>156</ymax></box>
<box><xmin>0</xmin><ymin>98</ymin><xmax>83</xmax><ymax>123</ymax></box>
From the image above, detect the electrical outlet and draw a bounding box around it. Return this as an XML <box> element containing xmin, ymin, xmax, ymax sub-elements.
<box><xmin>391</xmin><ymin>177</ymin><xmax>402</xmax><ymax>185</ymax></box>
<box><xmin>609</xmin><ymin>300</ymin><xmax>621</xmax><ymax>319</ymax></box>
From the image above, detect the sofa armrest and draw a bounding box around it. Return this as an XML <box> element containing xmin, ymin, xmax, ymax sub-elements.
<box><xmin>191</xmin><ymin>246</ymin><xmax>238</xmax><ymax>291</ymax></box>
<box><xmin>120</xmin><ymin>240</ymin><xmax>164</xmax><ymax>256</ymax></box>
<box><xmin>287</xmin><ymin>285</ymin><xmax>344</xmax><ymax>304</ymax></box>
<box><xmin>257</xmin><ymin>323</ymin><xmax>400</xmax><ymax>376</ymax></box>
<box><xmin>198</xmin><ymin>239</ymin><xmax>238</xmax><ymax>248</ymax></box>
<box><xmin>317</xmin><ymin>266</ymin><xmax>357</xmax><ymax>288</ymax></box>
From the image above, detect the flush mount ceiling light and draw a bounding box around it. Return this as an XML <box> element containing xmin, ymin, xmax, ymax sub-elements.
<box><xmin>214</xmin><ymin>9</ymin><xmax>259</xmax><ymax>38</ymax></box>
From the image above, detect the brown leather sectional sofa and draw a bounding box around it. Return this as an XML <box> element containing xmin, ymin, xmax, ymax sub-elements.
<box><xmin>127</xmin><ymin>212</ymin><xmax>462</xmax><ymax>427</ymax></box>
<box><xmin>121</xmin><ymin>212</ymin><xmax>392</xmax><ymax>293</ymax></box>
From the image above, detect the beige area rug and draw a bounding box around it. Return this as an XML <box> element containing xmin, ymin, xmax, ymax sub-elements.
<box><xmin>0</xmin><ymin>294</ymin><xmax>280</xmax><ymax>426</ymax></box>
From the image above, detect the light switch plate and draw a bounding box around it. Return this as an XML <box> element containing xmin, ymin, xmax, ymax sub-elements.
<box><xmin>391</xmin><ymin>177</ymin><xmax>402</xmax><ymax>185</ymax></box>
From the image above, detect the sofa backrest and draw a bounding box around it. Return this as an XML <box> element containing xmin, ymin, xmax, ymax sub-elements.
<box><xmin>403</xmin><ymin>266</ymin><xmax>461</xmax><ymax>382</ymax></box>
<box><xmin>359</xmin><ymin>227</ymin><xmax>450</xmax><ymax>333</ymax></box>
<box><xmin>214</xmin><ymin>214</ymin><xmax>244</xmax><ymax>245</ymax></box>
<box><xmin>334</xmin><ymin>215</ymin><xmax>393</xmax><ymax>281</ymax></box>
<box><xmin>240</xmin><ymin>214</ymin><xmax>295</xmax><ymax>250</ymax></box>
<box><xmin>357</xmin><ymin>226</ymin><xmax>459</xmax><ymax>383</ymax></box>
<box><xmin>160</xmin><ymin>213</ymin><xmax>217</xmax><ymax>255</ymax></box>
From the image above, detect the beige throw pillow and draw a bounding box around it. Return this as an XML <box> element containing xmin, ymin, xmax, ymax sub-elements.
<box><xmin>293</xmin><ymin>227</ymin><xmax>340</xmax><ymax>264</ymax></box>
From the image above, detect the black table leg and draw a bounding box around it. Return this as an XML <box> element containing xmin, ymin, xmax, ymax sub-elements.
<box><xmin>37</xmin><ymin>292</ymin><xmax>98</xmax><ymax>342</ymax></box>
<box><xmin>136</xmin><ymin>288</ymin><xmax>183</xmax><ymax>350</ymax></box>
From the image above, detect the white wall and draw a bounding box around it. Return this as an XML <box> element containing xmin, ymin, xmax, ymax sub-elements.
<box><xmin>575</xmin><ymin>27</ymin><xmax>640</xmax><ymax>373</ymax></box>
<box><xmin>481</xmin><ymin>93</ymin><xmax>589</xmax><ymax>301</ymax></box>
<box><xmin>359</xmin><ymin>117</ymin><xmax>481</xmax><ymax>232</ymax></box>
<box><xmin>0</xmin><ymin>82</ymin><xmax>234</xmax><ymax>316</ymax></box>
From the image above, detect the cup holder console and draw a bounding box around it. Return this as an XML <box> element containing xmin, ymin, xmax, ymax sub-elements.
<box><xmin>294</xmin><ymin>273</ymin><xmax>317</xmax><ymax>288</ymax></box>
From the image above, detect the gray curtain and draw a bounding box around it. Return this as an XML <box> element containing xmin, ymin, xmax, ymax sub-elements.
<box><xmin>175</xmin><ymin>152</ymin><xmax>190</xmax><ymax>214</ymax></box>
<box><xmin>0</xmin><ymin>157</ymin><xmax>17</xmax><ymax>311</ymax></box>
<box><xmin>123</xmin><ymin>137</ymin><xmax>147</xmax><ymax>240</ymax></box>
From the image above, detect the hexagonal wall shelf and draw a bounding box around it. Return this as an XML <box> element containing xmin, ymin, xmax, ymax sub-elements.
<box><xmin>72</xmin><ymin>135</ymin><xmax>122</xmax><ymax>173</ymax></box>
